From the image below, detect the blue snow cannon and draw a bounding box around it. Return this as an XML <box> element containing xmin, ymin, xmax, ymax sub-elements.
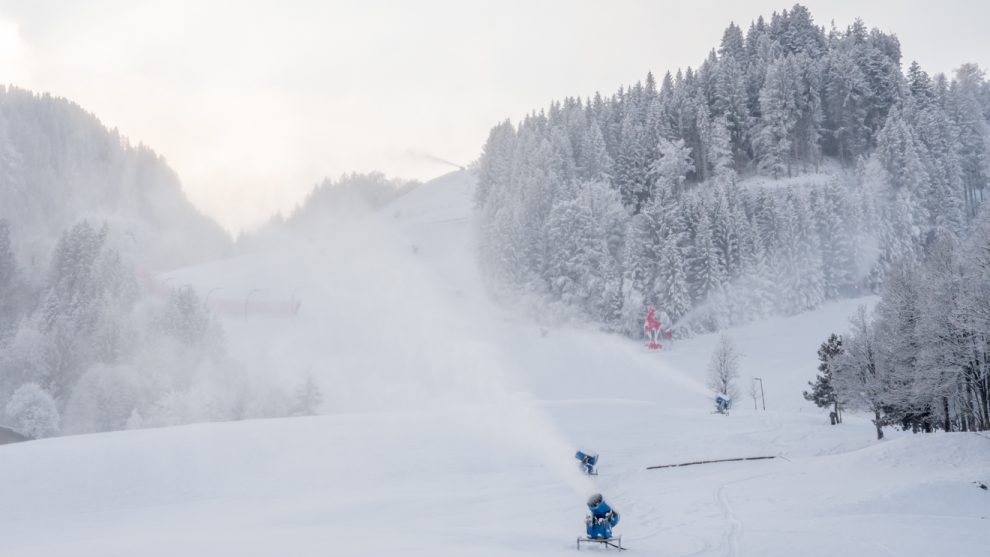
<box><xmin>575</xmin><ymin>450</ymin><xmax>598</xmax><ymax>475</ymax></box>
<box><xmin>715</xmin><ymin>393</ymin><xmax>731</xmax><ymax>414</ymax></box>
<box><xmin>585</xmin><ymin>493</ymin><xmax>620</xmax><ymax>540</ymax></box>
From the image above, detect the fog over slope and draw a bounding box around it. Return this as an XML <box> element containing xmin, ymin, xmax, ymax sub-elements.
<box><xmin>0</xmin><ymin>86</ymin><xmax>231</xmax><ymax>271</ymax></box>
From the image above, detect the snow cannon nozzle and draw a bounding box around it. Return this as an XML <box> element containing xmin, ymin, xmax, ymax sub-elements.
<box><xmin>587</xmin><ymin>493</ymin><xmax>603</xmax><ymax>508</ymax></box>
<box><xmin>575</xmin><ymin>450</ymin><xmax>599</xmax><ymax>474</ymax></box>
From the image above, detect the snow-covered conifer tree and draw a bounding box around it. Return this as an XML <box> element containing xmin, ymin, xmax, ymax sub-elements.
<box><xmin>707</xmin><ymin>116</ymin><xmax>736</xmax><ymax>185</ymax></box>
<box><xmin>292</xmin><ymin>374</ymin><xmax>324</xmax><ymax>417</ymax></box>
<box><xmin>650</xmin><ymin>139</ymin><xmax>695</xmax><ymax>197</ymax></box>
<box><xmin>804</xmin><ymin>334</ymin><xmax>844</xmax><ymax>422</ymax></box>
<box><xmin>756</xmin><ymin>56</ymin><xmax>799</xmax><ymax>177</ymax></box>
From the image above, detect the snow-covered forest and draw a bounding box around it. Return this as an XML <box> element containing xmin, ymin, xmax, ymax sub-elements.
<box><xmin>0</xmin><ymin>89</ymin><xmax>310</xmax><ymax>438</ymax></box>
<box><xmin>0</xmin><ymin>219</ymin><xmax>245</xmax><ymax>436</ymax></box>
<box><xmin>477</xmin><ymin>5</ymin><xmax>990</xmax><ymax>337</ymax></box>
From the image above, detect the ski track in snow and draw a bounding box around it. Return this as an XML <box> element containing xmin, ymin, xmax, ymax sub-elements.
<box><xmin>2</xmin><ymin>171</ymin><xmax>990</xmax><ymax>556</ymax></box>
<box><xmin>715</xmin><ymin>472</ymin><xmax>774</xmax><ymax>557</ymax></box>
<box><xmin>716</xmin><ymin>481</ymin><xmax>740</xmax><ymax>557</ymax></box>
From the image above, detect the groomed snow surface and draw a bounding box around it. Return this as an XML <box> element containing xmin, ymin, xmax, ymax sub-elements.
<box><xmin>1</xmin><ymin>171</ymin><xmax>987</xmax><ymax>556</ymax></box>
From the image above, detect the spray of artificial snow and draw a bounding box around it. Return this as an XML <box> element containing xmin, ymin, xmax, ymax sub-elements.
<box><xmin>179</xmin><ymin>177</ymin><xmax>595</xmax><ymax>500</ymax></box>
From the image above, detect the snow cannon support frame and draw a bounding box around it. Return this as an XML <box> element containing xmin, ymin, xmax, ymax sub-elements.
<box><xmin>577</xmin><ymin>535</ymin><xmax>624</xmax><ymax>551</ymax></box>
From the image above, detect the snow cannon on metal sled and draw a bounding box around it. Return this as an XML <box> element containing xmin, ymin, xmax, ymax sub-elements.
<box><xmin>715</xmin><ymin>393</ymin><xmax>731</xmax><ymax>415</ymax></box>
<box><xmin>575</xmin><ymin>450</ymin><xmax>598</xmax><ymax>475</ymax></box>
<box><xmin>643</xmin><ymin>306</ymin><xmax>673</xmax><ymax>351</ymax></box>
<box><xmin>577</xmin><ymin>493</ymin><xmax>623</xmax><ymax>550</ymax></box>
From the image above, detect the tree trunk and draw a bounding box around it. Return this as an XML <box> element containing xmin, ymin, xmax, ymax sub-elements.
<box><xmin>873</xmin><ymin>409</ymin><xmax>884</xmax><ymax>440</ymax></box>
<box><xmin>979</xmin><ymin>356</ymin><xmax>990</xmax><ymax>431</ymax></box>
<box><xmin>943</xmin><ymin>396</ymin><xmax>951</xmax><ymax>432</ymax></box>
<box><xmin>958</xmin><ymin>384</ymin><xmax>970</xmax><ymax>432</ymax></box>
<box><xmin>965</xmin><ymin>375</ymin><xmax>980</xmax><ymax>431</ymax></box>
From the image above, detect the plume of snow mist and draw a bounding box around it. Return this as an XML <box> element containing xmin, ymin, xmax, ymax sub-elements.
<box><xmin>204</xmin><ymin>202</ymin><xmax>593</xmax><ymax>499</ymax></box>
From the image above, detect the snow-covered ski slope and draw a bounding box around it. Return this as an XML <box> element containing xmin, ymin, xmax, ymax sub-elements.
<box><xmin>1</xmin><ymin>171</ymin><xmax>988</xmax><ymax>556</ymax></box>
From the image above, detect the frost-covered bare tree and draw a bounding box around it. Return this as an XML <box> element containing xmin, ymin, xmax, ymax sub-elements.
<box><xmin>708</xmin><ymin>333</ymin><xmax>741</xmax><ymax>401</ymax></box>
<box><xmin>833</xmin><ymin>306</ymin><xmax>889</xmax><ymax>440</ymax></box>
<box><xmin>832</xmin><ymin>204</ymin><xmax>990</xmax><ymax>437</ymax></box>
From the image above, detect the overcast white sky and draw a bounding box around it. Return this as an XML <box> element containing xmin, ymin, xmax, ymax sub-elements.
<box><xmin>0</xmin><ymin>0</ymin><xmax>987</xmax><ymax>233</ymax></box>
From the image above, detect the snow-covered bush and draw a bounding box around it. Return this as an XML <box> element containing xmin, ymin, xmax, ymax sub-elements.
<box><xmin>62</xmin><ymin>364</ymin><xmax>143</xmax><ymax>435</ymax></box>
<box><xmin>4</xmin><ymin>383</ymin><xmax>60</xmax><ymax>439</ymax></box>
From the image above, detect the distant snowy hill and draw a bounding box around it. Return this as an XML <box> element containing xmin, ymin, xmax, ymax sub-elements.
<box><xmin>236</xmin><ymin>172</ymin><xmax>418</xmax><ymax>251</ymax></box>
<box><xmin>475</xmin><ymin>5</ymin><xmax>990</xmax><ymax>341</ymax></box>
<box><xmin>0</xmin><ymin>86</ymin><xmax>230</xmax><ymax>270</ymax></box>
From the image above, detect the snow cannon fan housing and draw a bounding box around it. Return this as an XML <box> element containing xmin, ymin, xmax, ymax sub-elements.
<box><xmin>586</xmin><ymin>495</ymin><xmax>620</xmax><ymax>532</ymax></box>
